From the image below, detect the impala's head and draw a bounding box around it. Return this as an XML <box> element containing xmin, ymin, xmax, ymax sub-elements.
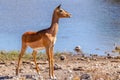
<box><xmin>54</xmin><ymin>4</ymin><xmax>71</xmax><ymax>18</ymax></box>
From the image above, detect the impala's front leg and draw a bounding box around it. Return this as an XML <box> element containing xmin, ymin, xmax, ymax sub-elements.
<box><xmin>46</xmin><ymin>47</ymin><xmax>52</xmax><ymax>78</ymax></box>
<box><xmin>50</xmin><ymin>46</ymin><xmax>56</xmax><ymax>79</ymax></box>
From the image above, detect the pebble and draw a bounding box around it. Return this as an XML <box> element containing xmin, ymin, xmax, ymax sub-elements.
<box><xmin>87</xmin><ymin>58</ymin><xmax>90</xmax><ymax>62</ymax></box>
<box><xmin>37</xmin><ymin>61</ymin><xmax>48</xmax><ymax>65</ymax></box>
<box><xmin>80</xmin><ymin>74</ymin><xmax>92</xmax><ymax>80</ymax></box>
<box><xmin>106</xmin><ymin>54</ymin><xmax>113</xmax><ymax>59</ymax></box>
<box><xmin>92</xmin><ymin>58</ymin><xmax>97</xmax><ymax>61</ymax></box>
<box><xmin>0</xmin><ymin>62</ymin><xmax>6</xmax><ymax>65</ymax></box>
<box><xmin>60</xmin><ymin>55</ymin><xmax>66</xmax><ymax>61</ymax></box>
<box><xmin>74</xmin><ymin>46</ymin><xmax>81</xmax><ymax>52</ymax></box>
<box><xmin>115</xmin><ymin>45</ymin><xmax>120</xmax><ymax>50</ymax></box>
<box><xmin>117</xmin><ymin>75</ymin><xmax>120</xmax><ymax>79</ymax></box>
<box><xmin>54</xmin><ymin>64</ymin><xmax>62</xmax><ymax>70</ymax></box>
<box><xmin>68</xmin><ymin>69</ymin><xmax>72</xmax><ymax>73</ymax></box>
<box><xmin>22</xmin><ymin>61</ymin><xmax>30</xmax><ymax>64</ymax></box>
<box><xmin>30</xmin><ymin>62</ymin><xmax>34</xmax><ymax>65</ymax></box>
<box><xmin>11</xmin><ymin>61</ymin><xmax>16</xmax><ymax>65</ymax></box>
<box><xmin>77</xmin><ymin>58</ymin><xmax>85</xmax><ymax>61</ymax></box>
<box><xmin>73</xmin><ymin>67</ymin><xmax>84</xmax><ymax>71</ymax></box>
<box><xmin>97</xmin><ymin>78</ymin><xmax>104</xmax><ymax>80</ymax></box>
<box><xmin>72</xmin><ymin>76</ymin><xmax>80</xmax><ymax>80</ymax></box>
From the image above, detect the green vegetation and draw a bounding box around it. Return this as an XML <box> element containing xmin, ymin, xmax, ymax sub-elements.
<box><xmin>0</xmin><ymin>50</ymin><xmax>69</xmax><ymax>61</ymax></box>
<box><xmin>0</xmin><ymin>50</ymin><xmax>45</xmax><ymax>61</ymax></box>
<box><xmin>0</xmin><ymin>50</ymin><xmax>19</xmax><ymax>61</ymax></box>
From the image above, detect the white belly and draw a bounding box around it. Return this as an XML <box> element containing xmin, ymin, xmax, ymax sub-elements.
<box><xmin>33</xmin><ymin>47</ymin><xmax>45</xmax><ymax>50</ymax></box>
<box><xmin>26</xmin><ymin>40</ymin><xmax>44</xmax><ymax>50</ymax></box>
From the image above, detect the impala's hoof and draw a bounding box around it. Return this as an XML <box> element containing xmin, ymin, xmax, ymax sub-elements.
<box><xmin>49</xmin><ymin>75</ymin><xmax>57</xmax><ymax>80</ymax></box>
<box><xmin>13</xmin><ymin>76</ymin><xmax>19</xmax><ymax>80</ymax></box>
<box><xmin>16</xmin><ymin>68</ymin><xmax>19</xmax><ymax>76</ymax></box>
<box><xmin>16</xmin><ymin>73</ymin><xmax>18</xmax><ymax>76</ymax></box>
<box><xmin>53</xmin><ymin>75</ymin><xmax>57</xmax><ymax>80</ymax></box>
<box><xmin>38</xmin><ymin>72</ymin><xmax>41</xmax><ymax>75</ymax></box>
<box><xmin>16</xmin><ymin>71</ymin><xmax>19</xmax><ymax>76</ymax></box>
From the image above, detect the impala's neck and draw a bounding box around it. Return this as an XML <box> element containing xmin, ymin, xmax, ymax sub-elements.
<box><xmin>49</xmin><ymin>12</ymin><xmax>59</xmax><ymax>37</ymax></box>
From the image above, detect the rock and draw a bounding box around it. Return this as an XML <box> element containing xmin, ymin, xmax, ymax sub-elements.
<box><xmin>19</xmin><ymin>77</ymin><xmax>26</xmax><ymax>80</ymax></box>
<box><xmin>22</xmin><ymin>61</ymin><xmax>30</xmax><ymax>64</ymax></box>
<box><xmin>30</xmin><ymin>62</ymin><xmax>34</xmax><ymax>65</ymax></box>
<box><xmin>74</xmin><ymin>46</ymin><xmax>81</xmax><ymax>52</ymax></box>
<box><xmin>68</xmin><ymin>76</ymin><xmax>73</xmax><ymax>80</ymax></box>
<box><xmin>73</xmin><ymin>76</ymin><xmax>80</xmax><ymax>80</ymax></box>
<box><xmin>66</xmin><ymin>65</ymin><xmax>71</xmax><ymax>67</ymax></box>
<box><xmin>114</xmin><ymin>56</ymin><xmax>120</xmax><ymax>59</ymax></box>
<box><xmin>80</xmin><ymin>74</ymin><xmax>92</xmax><ymax>80</ymax></box>
<box><xmin>77</xmin><ymin>58</ymin><xmax>85</xmax><ymax>61</ymax></box>
<box><xmin>117</xmin><ymin>71</ymin><xmax>120</xmax><ymax>74</ymax></box>
<box><xmin>68</xmin><ymin>74</ymin><xmax>73</xmax><ymax>80</ymax></box>
<box><xmin>60</xmin><ymin>55</ymin><xmax>66</xmax><ymax>61</ymax></box>
<box><xmin>92</xmin><ymin>58</ymin><xmax>97</xmax><ymax>61</ymax></box>
<box><xmin>115</xmin><ymin>45</ymin><xmax>120</xmax><ymax>50</ymax></box>
<box><xmin>37</xmin><ymin>61</ymin><xmax>48</xmax><ymax>65</ymax></box>
<box><xmin>116</xmin><ymin>75</ymin><xmax>120</xmax><ymax>79</ymax></box>
<box><xmin>90</xmin><ymin>54</ymin><xmax>98</xmax><ymax>58</ymax></box>
<box><xmin>87</xmin><ymin>58</ymin><xmax>90</xmax><ymax>62</ymax></box>
<box><xmin>38</xmin><ymin>65</ymin><xmax>45</xmax><ymax>71</ymax></box>
<box><xmin>12</xmin><ymin>76</ymin><xmax>19</xmax><ymax>80</ymax></box>
<box><xmin>74</xmin><ymin>46</ymin><xmax>83</xmax><ymax>55</ymax></box>
<box><xmin>67</xmin><ymin>69</ymin><xmax>73</xmax><ymax>73</ymax></box>
<box><xmin>11</xmin><ymin>61</ymin><xmax>16</xmax><ymax>65</ymax></box>
<box><xmin>0</xmin><ymin>62</ymin><xmax>6</xmax><ymax>65</ymax></box>
<box><xmin>107</xmin><ymin>54</ymin><xmax>112</xmax><ymax>59</ymax></box>
<box><xmin>73</xmin><ymin>67</ymin><xmax>84</xmax><ymax>71</ymax></box>
<box><xmin>113</xmin><ymin>45</ymin><xmax>120</xmax><ymax>53</ymax></box>
<box><xmin>64</xmin><ymin>77</ymin><xmax>67</xmax><ymax>80</ymax></box>
<box><xmin>54</xmin><ymin>64</ymin><xmax>62</xmax><ymax>70</ymax></box>
<box><xmin>97</xmin><ymin>78</ymin><xmax>104</xmax><ymax>80</ymax></box>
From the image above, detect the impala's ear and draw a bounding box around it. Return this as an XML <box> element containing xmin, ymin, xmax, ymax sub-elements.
<box><xmin>57</xmin><ymin>4</ymin><xmax>61</xmax><ymax>9</ymax></box>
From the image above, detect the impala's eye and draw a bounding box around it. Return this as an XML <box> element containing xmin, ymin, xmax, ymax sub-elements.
<box><xmin>60</xmin><ymin>10</ymin><xmax>62</xmax><ymax>12</ymax></box>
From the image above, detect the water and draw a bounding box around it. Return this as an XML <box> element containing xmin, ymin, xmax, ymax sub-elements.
<box><xmin>0</xmin><ymin>0</ymin><xmax>120</xmax><ymax>55</ymax></box>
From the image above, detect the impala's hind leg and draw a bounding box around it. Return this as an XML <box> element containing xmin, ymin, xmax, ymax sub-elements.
<box><xmin>32</xmin><ymin>50</ymin><xmax>40</xmax><ymax>74</ymax></box>
<box><xmin>16</xmin><ymin>44</ymin><xmax>27</xmax><ymax>76</ymax></box>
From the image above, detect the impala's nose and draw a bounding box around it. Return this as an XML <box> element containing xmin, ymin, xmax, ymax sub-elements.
<box><xmin>69</xmin><ymin>14</ymin><xmax>72</xmax><ymax>18</ymax></box>
<box><xmin>67</xmin><ymin>13</ymin><xmax>72</xmax><ymax>18</ymax></box>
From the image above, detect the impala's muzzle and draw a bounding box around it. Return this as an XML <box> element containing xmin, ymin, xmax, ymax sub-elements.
<box><xmin>66</xmin><ymin>13</ymin><xmax>72</xmax><ymax>18</ymax></box>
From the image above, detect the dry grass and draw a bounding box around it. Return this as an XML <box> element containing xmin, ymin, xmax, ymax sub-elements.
<box><xmin>0</xmin><ymin>50</ymin><xmax>67</xmax><ymax>62</ymax></box>
<box><xmin>0</xmin><ymin>50</ymin><xmax>45</xmax><ymax>61</ymax></box>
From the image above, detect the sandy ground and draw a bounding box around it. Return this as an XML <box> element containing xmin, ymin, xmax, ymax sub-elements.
<box><xmin>0</xmin><ymin>54</ymin><xmax>120</xmax><ymax>80</ymax></box>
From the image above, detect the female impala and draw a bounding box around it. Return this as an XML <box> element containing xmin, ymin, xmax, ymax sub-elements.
<box><xmin>16</xmin><ymin>5</ymin><xmax>71</xmax><ymax>79</ymax></box>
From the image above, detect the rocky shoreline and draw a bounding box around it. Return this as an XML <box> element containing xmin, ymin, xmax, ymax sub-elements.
<box><xmin>0</xmin><ymin>53</ymin><xmax>120</xmax><ymax>80</ymax></box>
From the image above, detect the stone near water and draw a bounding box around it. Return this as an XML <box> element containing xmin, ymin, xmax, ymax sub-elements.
<box><xmin>74</xmin><ymin>46</ymin><xmax>81</xmax><ymax>52</ymax></box>
<box><xmin>60</xmin><ymin>55</ymin><xmax>66</xmax><ymax>61</ymax></box>
<box><xmin>73</xmin><ymin>67</ymin><xmax>84</xmax><ymax>71</ymax></box>
<box><xmin>80</xmin><ymin>74</ymin><xmax>92</xmax><ymax>80</ymax></box>
<box><xmin>22</xmin><ymin>61</ymin><xmax>30</xmax><ymax>64</ymax></box>
<box><xmin>11</xmin><ymin>61</ymin><xmax>15</xmax><ymax>65</ymax></box>
<box><xmin>30</xmin><ymin>62</ymin><xmax>34</xmax><ymax>65</ymax></box>
<box><xmin>0</xmin><ymin>62</ymin><xmax>6</xmax><ymax>65</ymax></box>
<box><xmin>73</xmin><ymin>76</ymin><xmax>80</xmax><ymax>80</ymax></box>
<box><xmin>77</xmin><ymin>58</ymin><xmax>85</xmax><ymax>61</ymax></box>
<box><xmin>54</xmin><ymin>64</ymin><xmax>62</xmax><ymax>70</ymax></box>
<box><xmin>97</xmin><ymin>78</ymin><xmax>104</xmax><ymax>80</ymax></box>
<box><xmin>115</xmin><ymin>46</ymin><xmax>120</xmax><ymax>50</ymax></box>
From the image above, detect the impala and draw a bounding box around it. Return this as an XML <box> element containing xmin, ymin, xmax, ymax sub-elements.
<box><xmin>16</xmin><ymin>4</ymin><xmax>71</xmax><ymax>79</ymax></box>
